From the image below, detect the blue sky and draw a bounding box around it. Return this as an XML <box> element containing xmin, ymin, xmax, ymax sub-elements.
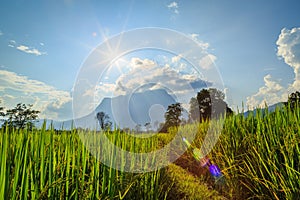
<box><xmin>0</xmin><ymin>0</ymin><xmax>300</xmax><ymax>121</ymax></box>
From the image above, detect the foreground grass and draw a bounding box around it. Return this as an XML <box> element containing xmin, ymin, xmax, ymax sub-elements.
<box><xmin>0</xmin><ymin>104</ymin><xmax>299</xmax><ymax>199</ymax></box>
<box><xmin>0</xmin><ymin>127</ymin><xmax>172</xmax><ymax>199</ymax></box>
<box><xmin>178</xmin><ymin>105</ymin><xmax>300</xmax><ymax>199</ymax></box>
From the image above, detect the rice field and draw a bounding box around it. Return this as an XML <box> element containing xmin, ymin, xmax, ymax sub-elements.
<box><xmin>0</xmin><ymin>104</ymin><xmax>299</xmax><ymax>199</ymax></box>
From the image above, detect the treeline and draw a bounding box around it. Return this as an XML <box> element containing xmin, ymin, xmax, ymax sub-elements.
<box><xmin>0</xmin><ymin>102</ymin><xmax>40</xmax><ymax>129</ymax></box>
<box><xmin>159</xmin><ymin>88</ymin><xmax>233</xmax><ymax>132</ymax></box>
<box><xmin>95</xmin><ymin>88</ymin><xmax>300</xmax><ymax>133</ymax></box>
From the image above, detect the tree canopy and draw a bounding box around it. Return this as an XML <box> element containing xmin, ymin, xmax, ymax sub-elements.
<box><xmin>286</xmin><ymin>91</ymin><xmax>300</xmax><ymax>110</ymax></box>
<box><xmin>0</xmin><ymin>101</ymin><xmax>4</xmax><ymax>118</ymax></box>
<box><xmin>163</xmin><ymin>103</ymin><xmax>183</xmax><ymax>130</ymax></box>
<box><xmin>96</xmin><ymin>111</ymin><xmax>112</xmax><ymax>131</ymax></box>
<box><xmin>4</xmin><ymin>103</ymin><xmax>40</xmax><ymax>129</ymax></box>
<box><xmin>189</xmin><ymin>88</ymin><xmax>232</xmax><ymax>122</ymax></box>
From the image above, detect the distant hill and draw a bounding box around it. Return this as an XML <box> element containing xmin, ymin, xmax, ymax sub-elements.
<box><xmin>37</xmin><ymin>89</ymin><xmax>178</xmax><ymax>130</ymax></box>
<box><xmin>94</xmin><ymin>88</ymin><xmax>177</xmax><ymax>129</ymax></box>
<box><xmin>243</xmin><ymin>102</ymin><xmax>284</xmax><ymax>117</ymax></box>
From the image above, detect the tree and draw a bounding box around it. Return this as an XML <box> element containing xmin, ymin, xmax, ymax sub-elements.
<box><xmin>164</xmin><ymin>103</ymin><xmax>183</xmax><ymax>128</ymax></box>
<box><xmin>96</xmin><ymin>111</ymin><xmax>112</xmax><ymax>131</ymax></box>
<box><xmin>286</xmin><ymin>91</ymin><xmax>300</xmax><ymax>110</ymax></box>
<box><xmin>144</xmin><ymin>122</ymin><xmax>151</xmax><ymax>132</ymax></box>
<box><xmin>5</xmin><ymin>103</ymin><xmax>39</xmax><ymax>129</ymax></box>
<box><xmin>189</xmin><ymin>88</ymin><xmax>232</xmax><ymax>121</ymax></box>
<box><xmin>0</xmin><ymin>101</ymin><xmax>4</xmax><ymax>118</ymax></box>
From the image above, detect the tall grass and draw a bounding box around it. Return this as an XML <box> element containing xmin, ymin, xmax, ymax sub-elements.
<box><xmin>0</xmin><ymin>125</ymin><xmax>170</xmax><ymax>199</ymax></box>
<box><xmin>1</xmin><ymin>104</ymin><xmax>299</xmax><ymax>199</ymax></box>
<box><xmin>168</xmin><ymin>104</ymin><xmax>299</xmax><ymax>199</ymax></box>
<box><xmin>213</xmin><ymin>105</ymin><xmax>300</xmax><ymax>199</ymax></box>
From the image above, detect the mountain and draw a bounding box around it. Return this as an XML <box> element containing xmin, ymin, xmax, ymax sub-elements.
<box><xmin>94</xmin><ymin>88</ymin><xmax>177</xmax><ymax>129</ymax></box>
<box><xmin>243</xmin><ymin>102</ymin><xmax>284</xmax><ymax>117</ymax></box>
<box><xmin>39</xmin><ymin>89</ymin><xmax>178</xmax><ymax>130</ymax></box>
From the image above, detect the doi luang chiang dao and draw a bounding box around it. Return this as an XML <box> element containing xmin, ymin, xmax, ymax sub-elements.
<box><xmin>0</xmin><ymin>1</ymin><xmax>300</xmax><ymax>199</ymax></box>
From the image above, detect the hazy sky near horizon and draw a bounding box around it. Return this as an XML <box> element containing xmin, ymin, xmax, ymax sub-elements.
<box><xmin>0</xmin><ymin>0</ymin><xmax>300</xmax><ymax>120</ymax></box>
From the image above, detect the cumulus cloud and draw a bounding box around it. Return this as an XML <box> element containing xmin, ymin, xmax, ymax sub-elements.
<box><xmin>16</xmin><ymin>45</ymin><xmax>46</xmax><ymax>56</ymax></box>
<box><xmin>189</xmin><ymin>33</ymin><xmax>210</xmax><ymax>50</ymax></box>
<box><xmin>171</xmin><ymin>54</ymin><xmax>182</xmax><ymax>63</ymax></box>
<box><xmin>199</xmin><ymin>54</ymin><xmax>217</xmax><ymax>70</ymax></box>
<box><xmin>167</xmin><ymin>1</ymin><xmax>179</xmax><ymax>14</ymax></box>
<box><xmin>95</xmin><ymin>57</ymin><xmax>209</xmax><ymax>108</ymax></box>
<box><xmin>246</xmin><ymin>75</ymin><xmax>285</xmax><ymax>108</ymax></box>
<box><xmin>0</xmin><ymin>70</ymin><xmax>72</xmax><ymax>120</ymax></box>
<box><xmin>247</xmin><ymin>27</ymin><xmax>300</xmax><ymax>109</ymax></box>
<box><xmin>276</xmin><ymin>27</ymin><xmax>300</xmax><ymax>89</ymax></box>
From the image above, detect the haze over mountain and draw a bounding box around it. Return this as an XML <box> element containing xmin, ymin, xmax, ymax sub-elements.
<box><xmin>36</xmin><ymin>92</ymin><xmax>285</xmax><ymax>130</ymax></box>
<box><xmin>39</xmin><ymin>89</ymin><xmax>179</xmax><ymax>130</ymax></box>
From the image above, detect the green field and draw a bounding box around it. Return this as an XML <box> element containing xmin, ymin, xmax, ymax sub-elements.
<box><xmin>0</xmin><ymin>105</ymin><xmax>299</xmax><ymax>199</ymax></box>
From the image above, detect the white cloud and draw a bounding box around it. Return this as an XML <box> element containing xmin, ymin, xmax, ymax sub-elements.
<box><xmin>199</xmin><ymin>54</ymin><xmax>217</xmax><ymax>70</ymax></box>
<box><xmin>171</xmin><ymin>54</ymin><xmax>182</xmax><ymax>63</ymax></box>
<box><xmin>0</xmin><ymin>31</ymin><xmax>3</xmax><ymax>36</ymax></box>
<box><xmin>247</xmin><ymin>27</ymin><xmax>300</xmax><ymax>109</ymax></box>
<box><xmin>40</xmin><ymin>42</ymin><xmax>44</xmax><ymax>46</ymax></box>
<box><xmin>167</xmin><ymin>1</ymin><xmax>178</xmax><ymax>8</ymax></box>
<box><xmin>16</xmin><ymin>45</ymin><xmax>46</xmax><ymax>56</ymax></box>
<box><xmin>8</xmin><ymin>40</ymin><xmax>16</xmax><ymax>48</ymax></box>
<box><xmin>129</xmin><ymin>57</ymin><xmax>156</xmax><ymax>69</ymax></box>
<box><xmin>189</xmin><ymin>33</ymin><xmax>210</xmax><ymax>50</ymax></box>
<box><xmin>190</xmin><ymin>33</ymin><xmax>199</xmax><ymax>39</ymax></box>
<box><xmin>0</xmin><ymin>70</ymin><xmax>72</xmax><ymax>120</ymax></box>
<box><xmin>276</xmin><ymin>27</ymin><xmax>300</xmax><ymax>89</ymax></box>
<box><xmin>167</xmin><ymin>1</ymin><xmax>179</xmax><ymax>14</ymax></box>
<box><xmin>95</xmin><ymin>57</ymin><xmax>209</xmax><ymax>107</ymax></box>
<box><xmin>246</xmin><ymin>75</ymin><xmax>285</xmax><ymax>109</ymax></box>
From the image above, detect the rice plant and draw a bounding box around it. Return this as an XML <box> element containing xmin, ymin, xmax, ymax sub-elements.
<box><xmin>0</xmin><ymin>124</ymin><xmax>172</xmax><ymax>199</ymax></box>
<box><xmin>0</xmin><ymin>103</ymin><xmax>299</xmax><ymax>199</ymax></box>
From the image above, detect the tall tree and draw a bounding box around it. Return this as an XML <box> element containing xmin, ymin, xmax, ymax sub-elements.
<box><xmin>5</xmin><ymin>103</ymin><xmax>40</xmax><ymax>129</ymax></box>
<box><xmin>96</xmin><ymin>111</ymin><xmax>112</xmax><ymax>131</ymax></box>
<box><xmin>286</xmin><ymin>91</ymin><xmax>300</xmax><ymax>110</ymax></box>
<box><xmin>0</xmin><ymin>101</ymin><xmax>4</xmax><ymax>118</ymax></box>
<box><xmin>164</xmin><ymin>103</ymin><xmax>183</xmax><ymax>128</ymax></box>
<box><xmin>189</xmin><ymin>88</ymin><xmax>232</xmax><ymax>121</ymax></box>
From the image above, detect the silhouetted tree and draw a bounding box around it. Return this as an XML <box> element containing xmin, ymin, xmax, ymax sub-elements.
<box><xmin>286</xmin><ymin>91</ymin><xmax>300</xmax><ymax>110</ymax></box>
<box><xmin>0</xmin><ymin>101</ymin><xmax>4</xmax><ymax>118</ymax></box>
<box><xmin>96</xmin><ymin>111</ymin><xmax>112</xmax><ymax>131</ymax></box>
<box><xmin>189</xmin><ymin>88</ymin><xmax>232</xmax><ymax>122</ymax></box>
<box><xmin>164</xmin><ymin>103</ymin><xmax>183</xmax><ymax>128</ymax></box>
<box><xmin>5</xmin><ymin>103</ymin><xmax>39</xmax><ymax>129</ymax></box>
<box><xmin>144</xmin><ymin>122</ymin><xmax>151</xmax><ymax>132</ymax></box>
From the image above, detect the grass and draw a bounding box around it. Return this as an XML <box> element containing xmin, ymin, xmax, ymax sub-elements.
<box><xmin>214</xmin><ymin>105</ymin><xmax>300</xmax><ymax>199</ymax></box>
<box><xmin>0</xmin><ymin>104</ymin><xmax>299</xmax><ymax>199</ymax></box>
<box><xmin>0</xmin><ymin>127</ymin><xmax>171</xmax><ymax>199</ymax></box>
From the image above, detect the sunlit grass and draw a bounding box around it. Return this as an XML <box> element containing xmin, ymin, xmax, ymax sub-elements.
<box><xmin>0</xmin><ymin>126</ymin><xmax>171</xmax><ymax>199</ymax></box>
<box><xmin>0</xmin><ymin>104</ymin><xmax>299</xmax><ymax>199</ymax></box>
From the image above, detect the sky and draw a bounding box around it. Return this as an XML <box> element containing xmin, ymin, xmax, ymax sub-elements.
<box><xmin>0</xmin><ymin>0</ymin><xmax>300</xmax><ymax>121</ymax></box>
